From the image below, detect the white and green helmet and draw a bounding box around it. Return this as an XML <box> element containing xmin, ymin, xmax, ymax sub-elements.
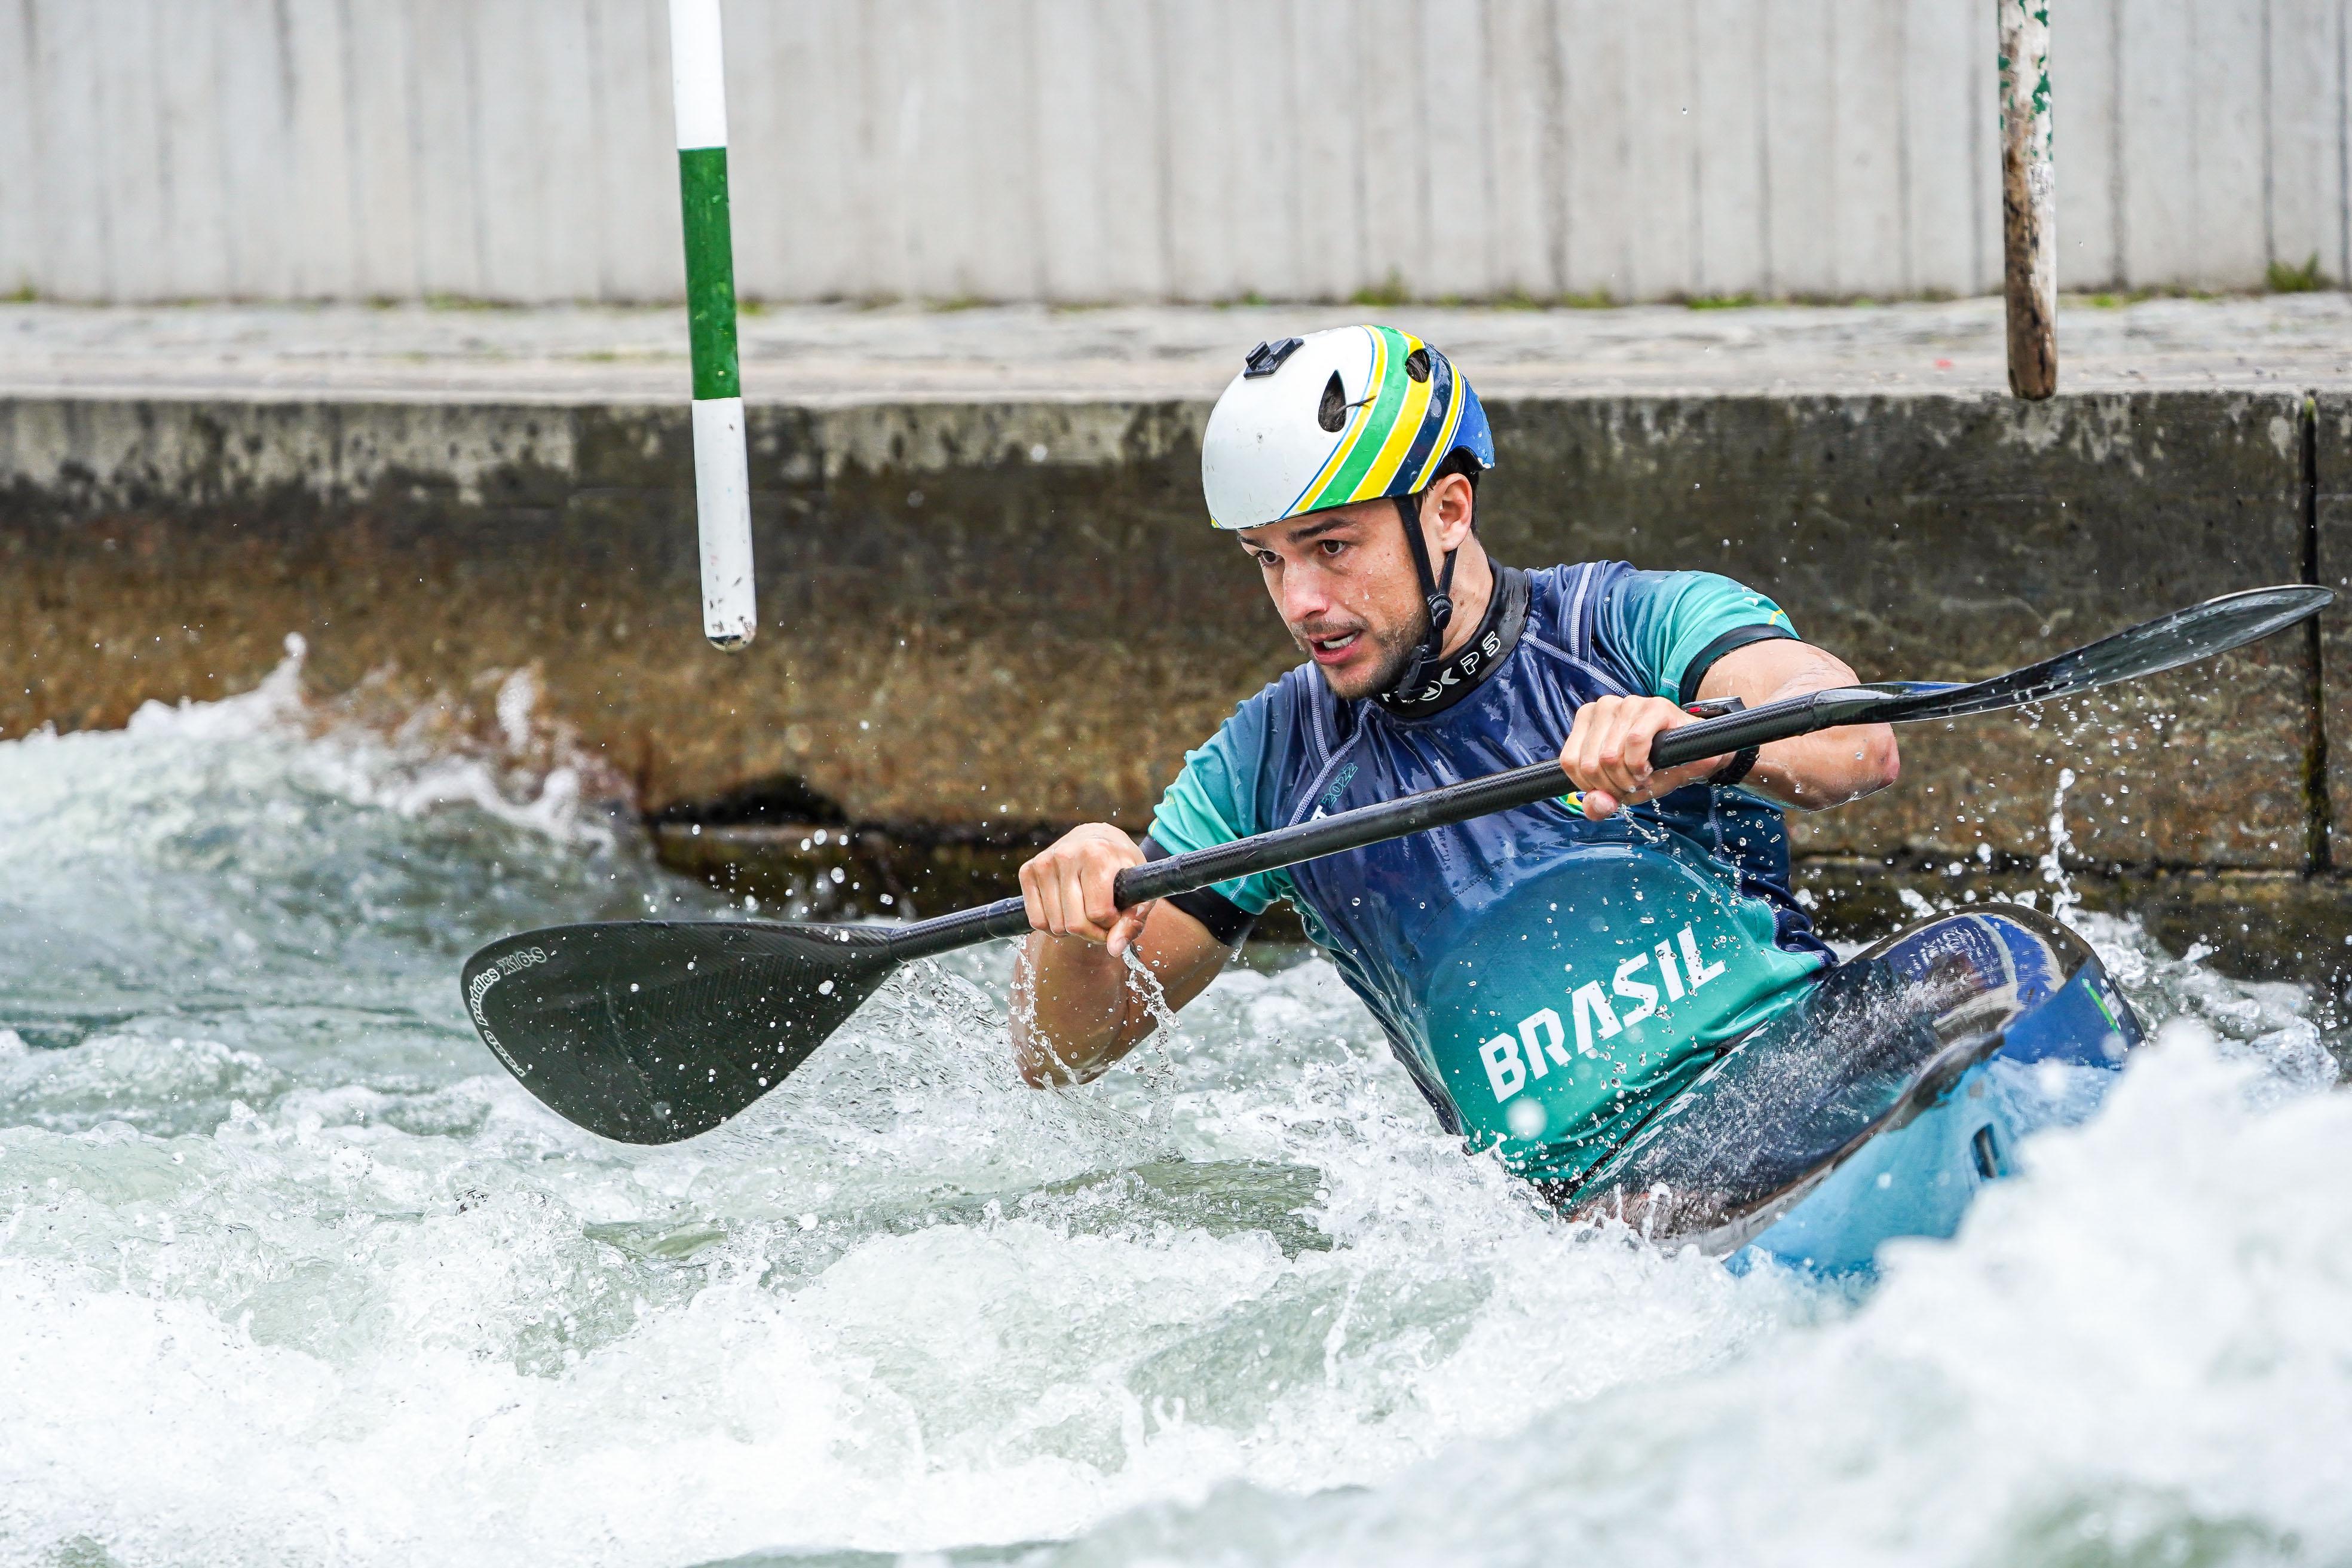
<box><xmin>1203</xmin><ymin>325</ymin><xmax>1498</xmax><ymax>702</ymax></box>
<box><xmin>1200</xmin><ymin>324</ymin><xmax>1496</xmax><ymax>531</ymax></box>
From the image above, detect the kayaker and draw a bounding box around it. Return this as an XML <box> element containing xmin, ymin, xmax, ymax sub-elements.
<box><xmin>1011</xmin><ymin>324</ymin><xmax>1900</xmax><ymax>1198</ymax></box>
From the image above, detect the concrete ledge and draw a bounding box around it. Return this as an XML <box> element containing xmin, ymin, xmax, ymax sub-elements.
<box><xmin>1</xmin><ymin>384</ymin><xmax>2332</xmax><ymax>879</ymax></box>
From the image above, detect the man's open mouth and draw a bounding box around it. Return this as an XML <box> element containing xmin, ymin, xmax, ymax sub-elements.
<box><xmin>1307</xmin><ymin>630</ymin><xmax>1361</xmax><ymax>662</ymax></box>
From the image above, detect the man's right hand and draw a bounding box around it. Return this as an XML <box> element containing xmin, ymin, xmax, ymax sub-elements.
<box><xmin>1017</xmin><ymin>823</ymin><xmax>1154</xmax><ymax>957</ymax></box>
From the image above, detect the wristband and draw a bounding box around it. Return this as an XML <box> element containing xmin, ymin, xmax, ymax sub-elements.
<box><xmin>1682</xmin><ymin>695</ymin><xmax>1757</xmax><ymax>790</ymax></box>
<box><xmin>1708</xmin><ymin>746</ymin><xmax>1761</xmax><ymax>789</ymax></box>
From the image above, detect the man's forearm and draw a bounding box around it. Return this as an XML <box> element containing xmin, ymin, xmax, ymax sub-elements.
<box><xmin>1706</xmin><ymin>643</ymin><xmax>1900</xmax><ymax>811</ymax></box>
<box><xmin>1744</xmin><ymin>666</ymin><xmax>1899</xmax><ymax>808</ymax></box>
<box><xmin>1746</xmin><ymin>722</ymin><xmax>1900</xmax><ymax>810</ymax></box>
<box><xmin>1011</xmin><ymin>932</ymin><xmax>1152</xmax><ymax>1086</ymax></box>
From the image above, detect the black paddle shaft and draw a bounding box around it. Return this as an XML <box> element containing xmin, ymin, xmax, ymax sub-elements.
<box><xmin>879</xmin><ymin>687</ymin><xmax>1880</xmax><ymax>961</ymax></box>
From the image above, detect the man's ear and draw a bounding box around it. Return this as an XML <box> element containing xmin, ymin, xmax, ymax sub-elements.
<box><xmin>1426</xmin><ymin>473</ymin><xmax>1477</xmax><ymax>552</ymax></box>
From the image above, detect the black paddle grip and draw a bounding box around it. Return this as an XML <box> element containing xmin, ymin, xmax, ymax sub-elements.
<box><xmin>1651</xmin><ymin>687</ymin><xmax>1885</xmax><ymax>764</ymax></box>
<box><xmin>1111</xmin><ymin>758</ymin><xmax>1564</xmax><ymax>910</ymax></box>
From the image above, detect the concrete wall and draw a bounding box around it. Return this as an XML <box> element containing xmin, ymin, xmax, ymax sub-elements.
<box><xmin>2</xmin><ymin>385</ymin><xmax>2333</xmax><ymax>887</ymax></box>
<box><xmin>2</xmin><ymin>0</ymin><xmax>2347</xmax><ymax>306</ymax></box>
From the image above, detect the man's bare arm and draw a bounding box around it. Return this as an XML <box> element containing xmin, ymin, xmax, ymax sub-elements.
<box><xmin>1561</xmin><ymin>638</ymin><xmax>1898</xmax><ymax>817</ymax></box>
<box><xmin>1693</xmin><ymin>638</ymin><xmax>1900</xmax><ymax>811</ymax></box>
<box><xmin>1009</xmin><ymin>826</ymin><xmax>1233</xmax><ymax>1087</ymax></box>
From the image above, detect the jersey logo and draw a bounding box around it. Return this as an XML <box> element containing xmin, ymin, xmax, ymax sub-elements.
<box><xmin>1407</xmin><ymin>626</ymin><xmax>1506</xmax><ymax>703</ymax></box>
<box><xmin>1315</xmin><ymin>762</ymin><xmax>1358</xmax><ymax>816</ymax></box>
<box><xmin>1477</xmin><ymin>924</ymin><xmax>1728</xmax><ymax>1103</ymax></box>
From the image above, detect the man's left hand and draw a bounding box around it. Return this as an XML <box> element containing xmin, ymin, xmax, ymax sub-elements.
<box><xmin>1558</xmin><ymin>696</ymin><xmax>1728</xmax><ymax>820</ymax></box>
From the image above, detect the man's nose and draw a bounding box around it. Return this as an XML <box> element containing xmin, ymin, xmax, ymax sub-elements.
<box><xmin>1280</xmin><ymin>561</ymin><xmax>1336</xmax><ymax>624</ymax></box>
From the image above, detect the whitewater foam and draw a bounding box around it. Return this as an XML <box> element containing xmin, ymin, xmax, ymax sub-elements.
<box><xmin>0</xmin><ymin>676</ymin><xmax>2344</xmax><ymax>1568</ymax></box>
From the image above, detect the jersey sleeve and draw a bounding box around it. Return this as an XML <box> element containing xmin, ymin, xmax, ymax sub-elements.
<box><xmin>1595</xmin><ymin>569</ymin><xmax>1798</xmax><ymax>705</ymax></box>
<box><xmin>1143</xmin><ymin>691</ymin><xmax>1291</xmax><ymax>923</ymax></box>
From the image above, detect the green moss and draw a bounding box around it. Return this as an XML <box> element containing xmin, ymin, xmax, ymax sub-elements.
<box><xmin>1685</xmin><ymin>292</ymin><xmax>1759</xmax><ymax>311</ymax></box>
<box><xmin>1349</xmin><ymin>271</ymin><xmax>1411</xmax><ymax>308</ymax></box>
<box><xmin>2074</xmin><ymin>287</ymin><xmax>2213</xmax><ymax>309</ymax></box>
<box><xmin>2267</xmin><ymin>253</ymin><xmax>2330</xmax><ymax>293</ymax></box>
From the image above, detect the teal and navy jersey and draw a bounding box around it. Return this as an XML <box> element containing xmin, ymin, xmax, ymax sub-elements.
<box><xmin>1144</xmin><ymin>561</ymin><xmax>1831</xmax><ymax>1190</ymax></box>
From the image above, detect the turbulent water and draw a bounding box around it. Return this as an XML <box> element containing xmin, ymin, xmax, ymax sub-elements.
<box><xmin>2</xmin><ymin>655</ymin><xmax>2347</xmax><ymax>1568</ymax></box>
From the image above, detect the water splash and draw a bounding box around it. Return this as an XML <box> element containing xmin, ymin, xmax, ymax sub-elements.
<box><xmin>2038</xmin><ymin>764</ymin><xmax>2083</xmax><ymax>924</ymax></box>
<box><xmin>0</xmin><ymin>681</ymin><xmax>2342</xmax><ymax>1567</ymax></box>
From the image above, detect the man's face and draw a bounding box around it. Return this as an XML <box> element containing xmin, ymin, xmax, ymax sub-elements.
<box><xmin>1236</xmin><ymin>497</ymin><xmax>1429</xmax><ymax>700</ymax></box>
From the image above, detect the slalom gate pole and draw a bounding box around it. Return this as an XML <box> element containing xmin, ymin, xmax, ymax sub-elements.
<box><xmin>668</xmin><ymin>0</ymin><xmax>757</xmax><ymax>650</ymax></box>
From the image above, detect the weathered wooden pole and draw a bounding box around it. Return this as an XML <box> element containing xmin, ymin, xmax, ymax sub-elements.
<box><xmin>1998</xmin><ymin>0</ymin><xmax>2057</xmax><ymax>399</ymax></box>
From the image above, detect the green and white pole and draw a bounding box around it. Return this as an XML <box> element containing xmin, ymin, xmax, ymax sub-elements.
<box><xmin>669</xmin><ymin>0</ymin><xmax>756</xmax><ymax>650</ymax></box>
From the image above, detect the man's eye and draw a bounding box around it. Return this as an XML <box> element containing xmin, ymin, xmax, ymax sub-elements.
<box><xmin>1318</xmin><ymin>539</ymin><xmax>1346</xmax><ymax>556</ymax></box>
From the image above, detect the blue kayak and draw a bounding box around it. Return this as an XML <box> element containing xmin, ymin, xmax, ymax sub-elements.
<box><xmin>1569</xmin><ymin>906</ymin><xmax>2143</xmax><ymax>1273</ymax></box>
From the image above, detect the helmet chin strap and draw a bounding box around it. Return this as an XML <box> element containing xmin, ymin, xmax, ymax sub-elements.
<box><xmin>1387</xmin><ymin>492</ymin><xmax>1459</xmax><ymax>702</ymax></box>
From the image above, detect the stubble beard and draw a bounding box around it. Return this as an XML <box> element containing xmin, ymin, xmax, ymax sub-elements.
<box><xmin>1293</xmin><ymin>612</ymin><xmax>1424</xmax><ymax>702</ymax></box>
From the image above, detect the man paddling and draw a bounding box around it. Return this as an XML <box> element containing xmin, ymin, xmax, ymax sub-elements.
<box><xmin>1012</xmin><ymin>325</ymin><xmax>1899</xmax><ymax>1197</ymax></box>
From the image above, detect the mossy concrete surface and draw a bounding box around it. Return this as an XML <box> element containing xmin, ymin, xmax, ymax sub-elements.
<box><xmin>1</xmin><ymin>386</ymin><xmax>2333</xmax><ymax>891</ymax></box>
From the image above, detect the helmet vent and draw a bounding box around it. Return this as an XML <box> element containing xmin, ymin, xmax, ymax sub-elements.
<box><xmin>1404</xmin><ymin>347</ymin><xmax>1432</xmax><ymax>382</ymax></box>
<box><xmin>1316</xmin><ymin>372</ymin><xmax>1348</xmax><ymax>433</ymax></box>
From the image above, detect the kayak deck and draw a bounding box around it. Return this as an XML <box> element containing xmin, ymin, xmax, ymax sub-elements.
<box><xmin>1569</xmin><ymin>906</ymin><xmax>2143</xmax><ymax>1272</ymax></box>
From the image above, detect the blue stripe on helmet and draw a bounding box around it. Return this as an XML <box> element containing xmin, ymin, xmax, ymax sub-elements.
<box><xmin>1389</xmin><ymin>351</ymin><xmax>1494</xmax><ymax>497</ymax></box>
<box><xmin>1391</xmin><ymin>354</ymin><xmax>1456</xmax><ymax>497</ymax></box>
<box><xmin>1450</xmin><ymin>378</ymin><xmax>1496</xmax><ymax>469</ymax></box>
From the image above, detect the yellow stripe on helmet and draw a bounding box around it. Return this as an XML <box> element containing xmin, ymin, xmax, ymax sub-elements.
<box><xmin>1290</xmin><ymin>327</ymin><xmax>1388</xmax><ymax>519</ymax></box>
<box><xmin>1349</xmin><ymin>352</ymin><xmax>1436</xmax><ymax>503</ymax></box>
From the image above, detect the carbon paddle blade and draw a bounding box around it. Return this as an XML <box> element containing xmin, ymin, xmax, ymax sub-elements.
<box><xmin>461</xmin><ymin>920</ymin><xmax>900</xmax><ymax>1143</ymax></box>
<box><xmin>1885</xmin><ymin>583</ymin><xmax>2333</xmax><ymax>721</ymax></box>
